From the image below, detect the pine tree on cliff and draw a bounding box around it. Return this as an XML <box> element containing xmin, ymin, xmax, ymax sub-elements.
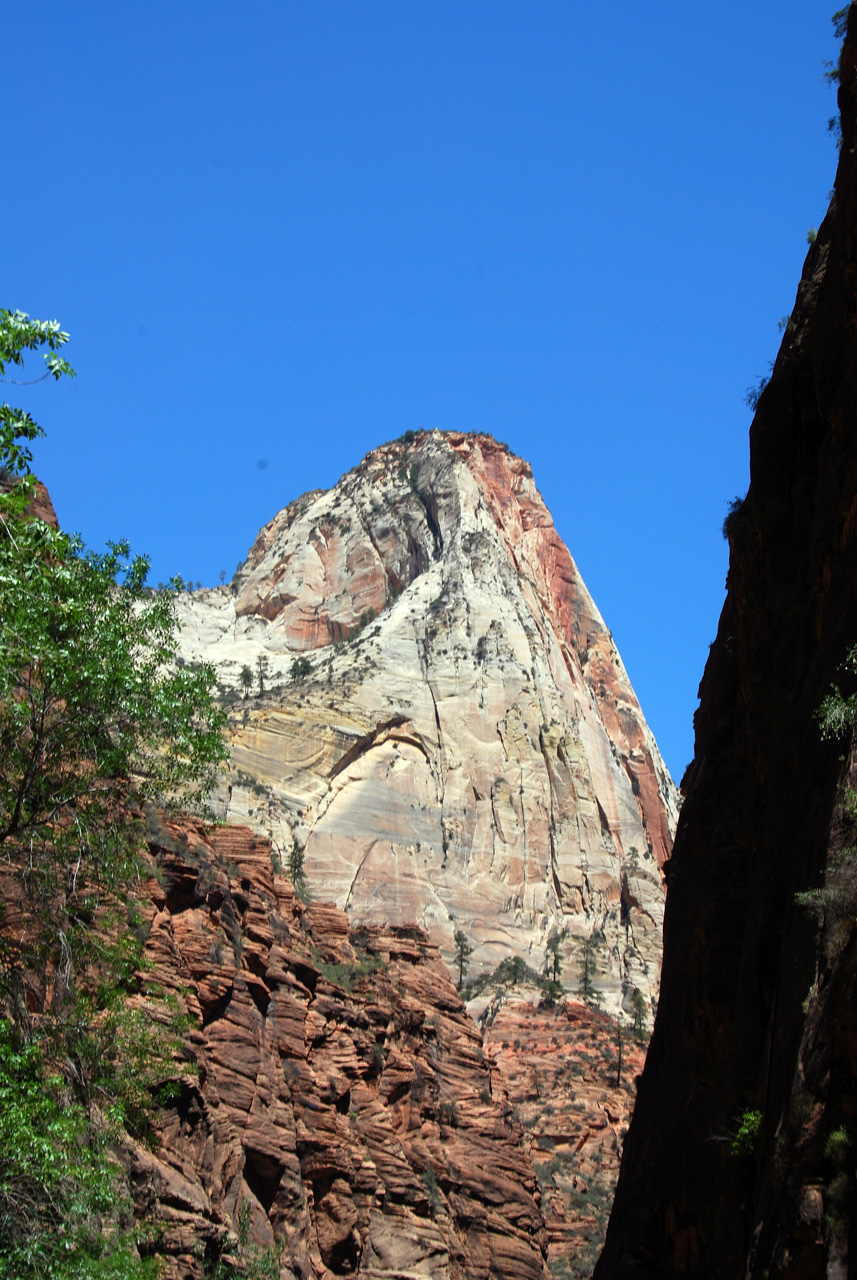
<box><xmin>453</xmin><ymin>929</ymin><xmax>474</xmax><ymax>989</ymax></box>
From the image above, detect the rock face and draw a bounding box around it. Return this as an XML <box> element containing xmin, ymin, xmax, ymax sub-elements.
<box><xmin>132</xmin><ymin>814</ymin><xmax>550</xmax><ymax>1279</ymax></box>
<box><xmin>481</xmin><ymin>993</ymin><xmax>646</xmax><ymax>1279</ymax></box>
<box><xmin>597</xmin><ymin>12</ymin><xmax>857</xmax><ymax>1278</ymax></box>
<box><xmin>176</xmin><ymin>432</ymin><xmax>678</xmax><ymax>1015</ymax></box>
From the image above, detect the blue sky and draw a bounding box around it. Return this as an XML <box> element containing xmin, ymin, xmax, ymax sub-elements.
<box><xmin>5</xmin><ymin>1</ymin><xmax>842</xmax><ymax>782</ymax></box>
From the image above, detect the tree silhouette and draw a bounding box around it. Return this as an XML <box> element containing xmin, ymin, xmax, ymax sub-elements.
<box><xmin>453</xmin><ymin>928</ymin><xmax>474</xmax><ymax>990</ymax></box>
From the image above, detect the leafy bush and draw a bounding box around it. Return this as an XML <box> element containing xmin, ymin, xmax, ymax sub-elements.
<box><xmin>314</xmin><ymin>954</ymin><xmax>386</xmax><ymax>992</ymax></box>
<box><xmin>0</xmin><ymin>1022</ymin><xmax>157</xmax><ymax>1279</ymax></box>
<box><xmin>731</xmin><ymin>1108</ymin><xmax>763</xmax><ymax>1158</ymax></box>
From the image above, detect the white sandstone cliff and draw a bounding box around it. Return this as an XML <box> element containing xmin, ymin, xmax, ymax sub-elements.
<box><xmin>175</xmin><ymin>431</ymin><xmax>678</xmax><ymax>1016</ymax></box>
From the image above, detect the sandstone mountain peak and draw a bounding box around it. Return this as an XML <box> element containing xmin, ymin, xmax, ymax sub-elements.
<box><xmin>177</xmin><ymin>430</ymin><xmax>678</xmax><ymax>1015</ymax></box>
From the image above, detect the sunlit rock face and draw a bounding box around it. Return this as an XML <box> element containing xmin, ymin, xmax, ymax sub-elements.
<box><xmin>176</xmin><ymin>431</ymin><xmax>678</xmax><ymax>1016</ymax></box>
<box><xmin>132</xmin><ymin>816</ymin><xmax>551</xmax><ymax>1280</ymax></box>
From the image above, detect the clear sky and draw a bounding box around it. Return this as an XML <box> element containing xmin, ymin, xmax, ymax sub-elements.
<box><xmin>5</xmin><ymin>1</ymin><xmax>842</xmax><ymax>783</ymax></box>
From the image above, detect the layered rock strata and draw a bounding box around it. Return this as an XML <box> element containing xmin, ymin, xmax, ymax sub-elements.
<box><xmin>130</xmin><ymin>815</ymin><xmax>550</xmax><ymax>1279</ymax></box>
<box><xmin>176</xmin><ymin>433</ymin><xmax>678</xmax><ymax>1015</ymax></box>
<box><xmin>482</xmin><ymin>994</ymin><xmax>646</xmax><ymax>1279</ymax></box>
<box><xmin>597</xmin><ymin>10</ymin><xmax>857</xmax><ymax>1276</ymax></box>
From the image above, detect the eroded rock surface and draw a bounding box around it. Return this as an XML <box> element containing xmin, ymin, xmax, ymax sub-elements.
<box><xmin>477</xmin><ymin>993</ymin><xmax>645</xmax><ymax>1280</ymax></box>
<box><xmin>131</xmin><ymin>816</ymin><xmax>550</xmax><ymax>1280</ymax></box>
<box><xmin>176</xmin><ymin>433</ymin><xmax>677</xmax><ymax>1015</ymax></box>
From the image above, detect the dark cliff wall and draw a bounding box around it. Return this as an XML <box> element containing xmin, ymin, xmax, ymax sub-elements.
<box><xmin>596</xmin><ymin>9</ymin><xmax>857</xmax><ymax>1278</ymax></box>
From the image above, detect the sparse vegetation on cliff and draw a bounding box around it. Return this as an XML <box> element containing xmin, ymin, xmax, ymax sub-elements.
<box><xmin>453</xmin><ymin>928</ymin><xmax>474</xmax><ymax>989</ymax></box>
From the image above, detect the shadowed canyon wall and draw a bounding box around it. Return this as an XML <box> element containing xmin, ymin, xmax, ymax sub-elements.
<box><xmin>597</xmin><ymin>10</ymin><xmax>857</xmax><ymax>1277</ymax></box>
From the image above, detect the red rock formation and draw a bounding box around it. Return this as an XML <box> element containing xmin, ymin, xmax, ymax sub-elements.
<box><xmin>0</xmin><ymin>474</ymin><xmax>58</xmax><ymax>527</ymax></box>
<box><xmin>483</xmin><ymin>997</ymin><xmax>645</xmax><ymax>1279</ymax></box>
<box><xmin>597</xmin><ymin>11</ymin><xmax>857</xmax><ymax>1277</ymax></box>
<box><xmin>127</xmin><ymin>815</ymin><xmax>550</xmax><ymax>1279</ymax></box>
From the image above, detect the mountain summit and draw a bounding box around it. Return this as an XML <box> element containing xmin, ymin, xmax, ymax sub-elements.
<box><xmin>177</xmin><ymin>431</ymin><xmax>677</xmax><ymax>1014</ymax></box>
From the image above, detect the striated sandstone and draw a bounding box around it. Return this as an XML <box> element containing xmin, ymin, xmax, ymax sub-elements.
<box><xmin>175</xmin><ymin>433</ymin><xmax>678</xmax><ymax>1015</ymax></box>
<box><xmin>484</xmin><ymin>996</ymin><xmax>645</xmax><ymax>1280</ymax></box>
<box><xmin>129</xmin><ymin>815</ymin><xmax>550</xmax><ymax>1279</ymax></box>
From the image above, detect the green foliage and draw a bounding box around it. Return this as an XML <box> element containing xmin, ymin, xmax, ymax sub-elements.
<box><xmin>0</xmin><ymin>311</ymin><xmax>75</xmax><ymax>477</ymax></box>
<box><xmin>745</xmin><ymin>375</ymin><xmax>769</xmax><ymax>412</ymax></box>
<box><xmin>420</xmin><ymin>1168</ymin><xmax>442</xmax><ymax>1217</ymax></box>
<box><xmin>453</xmin><ymin>927</ymin><xmax>474</xmax><ymax>990</ymax></box>
<box><xmin>236</xmin><ymin>1198</ymin><xmax>251</xmax><ymax>1249</ymax></box>
<box><xmin>0</xmin><ymin>310</ymin><xmax>229</xmax><ymax>1274</ymax></box>
<box><xmin>313</xmin><ymin>952</ymin><xmax>385</xmax><ymax>992</ymax></box>
<box><xmin>462</xmin><ymin>952</ymin><xmax>554</xmax><ymax>1001</ymax></box>
<box><xmin>0</xmin><ymin>536</ymin><xmax>227</xmax><ymax>843</ymax></box>
<box><xmin>817</xmin><ymin>645</ymin><xmax>857</xmax><ymax>740</ymax></box>
<box><xmin>722</xmin><ymin>492</ymin><xmax>747</xmax><ymax>540</ymax></box>
<box><xmin>290</xmin><ymin>656</ymin><xmax>312</xmax><ymax>683</ymax></box>
<box><xmin>348</xmin><ymin>606</ymin><xmax>376</xmax><ymax>639</ymax></box>
<box><xmin>287</xmin><ymin>836</ymin><xmax>308</xmax><ymax>897</ymax></box>
<box><xmin>0</xmin><ymin>1020</ymin><xmax>157</xmax><ymax>1279</ymax></box>
<box><xmin>825</xmin><ymin>1124</ymin><xmax>850</xmax><ymax>1160</ymax></box>
<box><xmin>799</xmin><ymin>646</ymin><xmax>857</xmax><ymax>933</ymax></box>
<box><xmin>544</xmin><ymin>926</ymin><xmax>568</xmax><ymax>982</ymax></box>
<box><xmin>0</xmin><ymin>312</ymin><xmax>225</xmax><ymax>1016</ymax></box>
<box><xmin>795</xmin><ymin>845</ymin><xmax>857</xmax><ymax>930</ymax></box>
<box><xmin>731</xmin><ymin>1108</ymin><xmax>763</xmax><ymax>1158</ymax></box>
<box><xmin>631</xmin><ymin>986</ymin><xmax>648</xmax><ymax>1043</ymax></box>
<box><xmin>833</xmin><ymin>6</ymin><xmax>850</xmax><ymax>41</ymax></box>
<box><xmin>579</xmin><ymin>934</ymin><xmax>601</xmax><ymax>1006</ymax></box>
<box><xmin>240</xmin><ymin>665</ymin><xmax>253</xmax><ymax>698</ymax></box>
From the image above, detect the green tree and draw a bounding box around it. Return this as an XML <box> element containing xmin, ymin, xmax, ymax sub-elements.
<box><xmin>0</xmin><ymin>309</ymin><xmax>74</xmax><ymax>461</ymax></box>
<box><xmin>0</xmin><ymin>309</ymin><xmax>227</xmax><ymax>993</ymax></box>
<box><xmin>288</xmin><ymin>836</ymin><xmax>308</xmax><ymax>898</ymax></box>
<box><xmin>0</xmin><ymin>310</ymin><xmax>228</xmax><ymax>1275</ymax></box>
<box><xmin>257</xmin><ymin>652</ymin><xmax>268</xmax><ymax>695</ymax></box>
<box><xmin>290</xmin><ymin>656</ymin><xmax>312</xmax><ymax>682</ymax></box>
<box><xmin>240</xmin><ymin>664</ymin><xmax>254</xmax><ymax>699</ymax></box>
<box><xmin>0</xmin><ymin>1024</ymin><xmax>157</xmax><ymax>1280</ymax></box>
<box><xmin>544</xmin><ymin>926</ymin><xmax>568</xmax><ymax>983</ymax></box>
<box><xmin>503</xmin><ymin>954</ymin><xmax>527</xmax><ymax>986</ymax></box>
<box><xmin>453</xmin><ymin>928</ymin><xmax>474</xmax><ymax>990</ymax></box>
<box><xmin>579</xmin><ymin>935</ymin><xmax>600</xmax><ymax>1006</ymax></box>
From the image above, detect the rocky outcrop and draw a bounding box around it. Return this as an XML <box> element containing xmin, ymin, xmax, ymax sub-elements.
<box><xmin>482</xmin><ymin>994</ymin><xmax>646</xmax><ymax>1279</ymax></box>
<box><xmin>131</xmin><ymin>815</ymin><xmax>550</xmax><ymax>1279</ymax></box>
<box><xmin>176</xmin><ymin>433</ymin><xmax>678</xmax><ymax>1016</ymax></box>
<box><xmin>596</xmin><ymin>9</ymin><xmax>857</xmax><ymax>1277</ymax></box>
<box><xmin>0</xmin><ymin>475</ymin><xmax>58</xmax><ymax>527</ymax></box>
